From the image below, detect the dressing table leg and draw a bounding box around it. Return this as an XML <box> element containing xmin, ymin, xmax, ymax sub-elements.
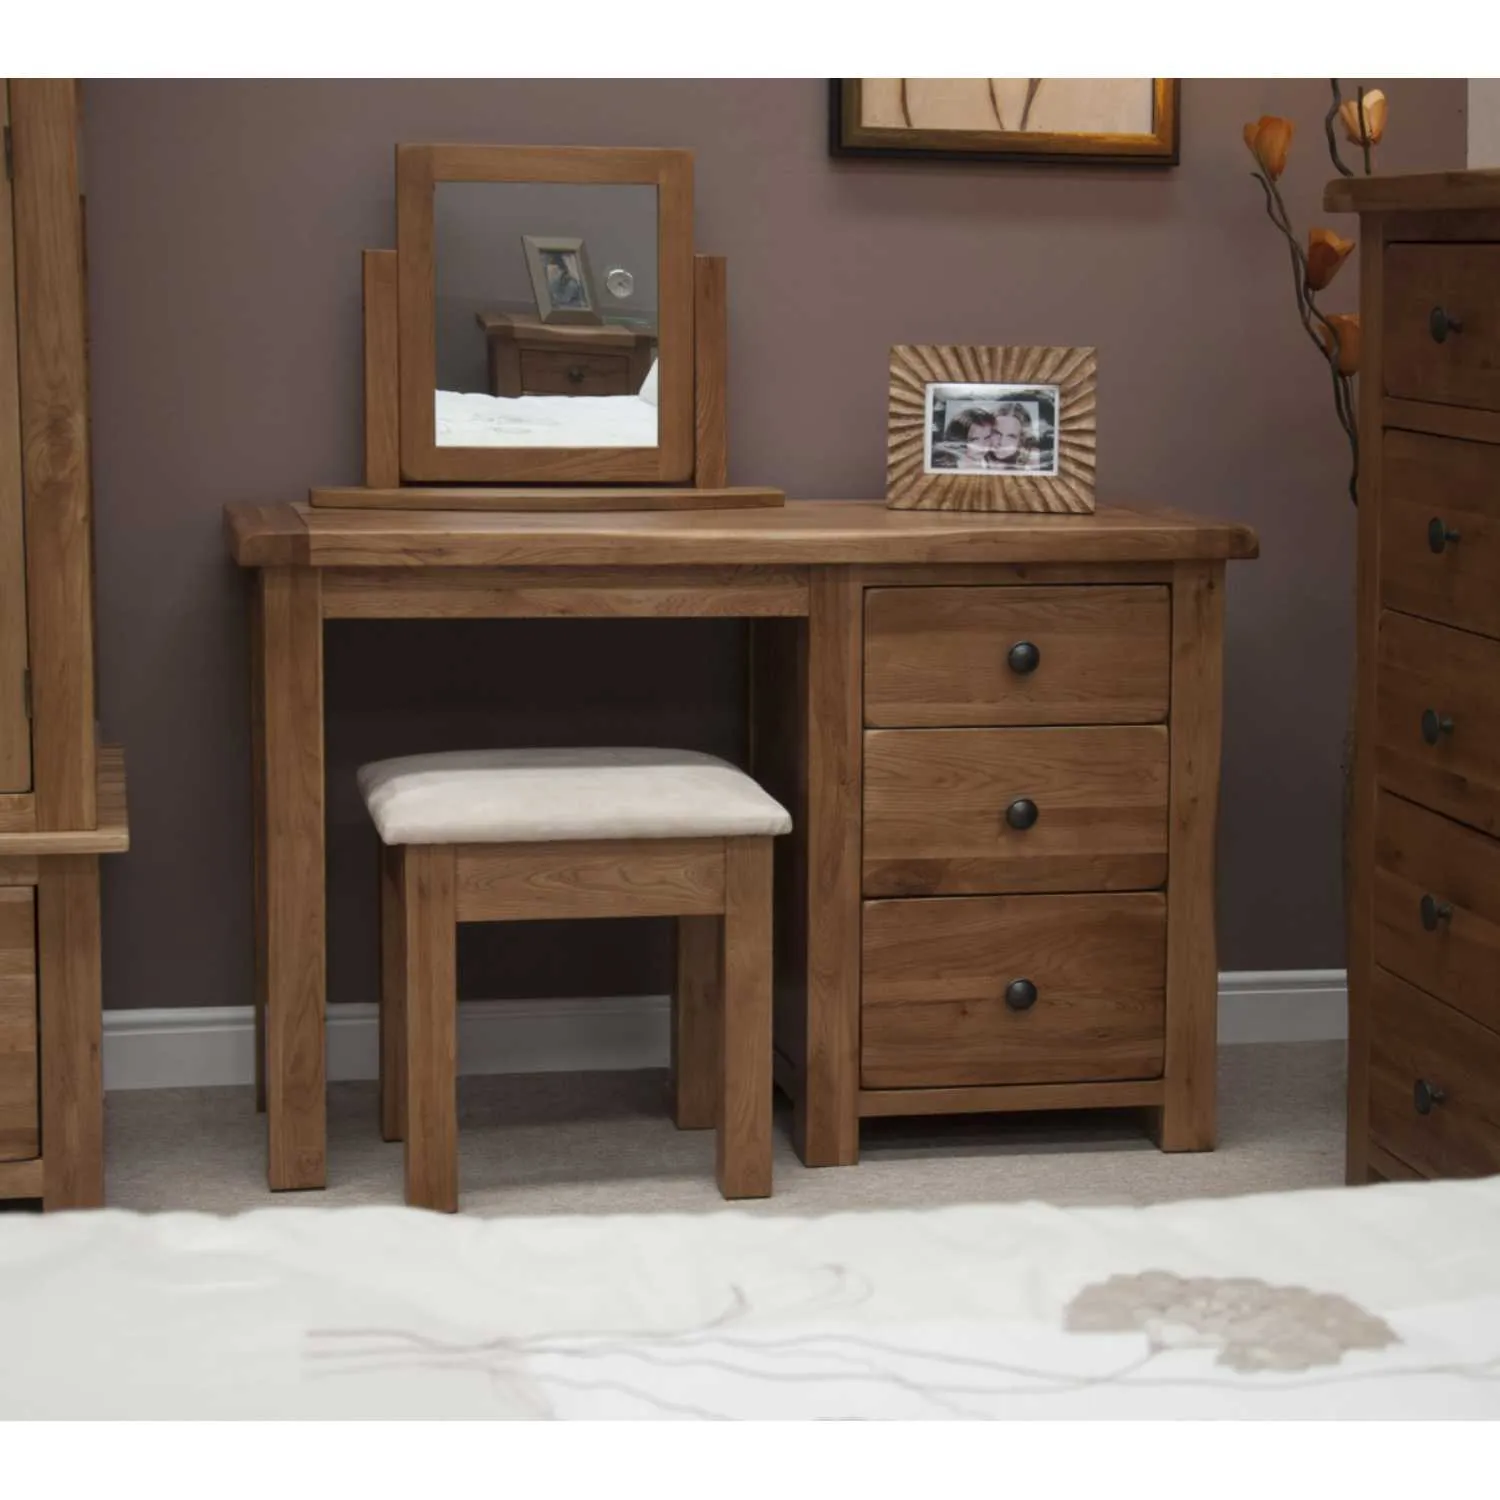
<box><xmin>256</xmin><ymin>566</ymin><xmax>327</xmax><ymax>1191</ymax></box>
<box><xmin>1153</xmin><ymin>561</ymin><xmax>1224</xmax><ymax>1152</ymax></box>
<box><xmin>799</xmin><ymin>568</ymin><xmax>862</xmax><ymax>1168</ymax></box>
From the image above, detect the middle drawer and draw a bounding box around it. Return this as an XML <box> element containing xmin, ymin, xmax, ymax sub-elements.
<box><xmin>863</xmin><ymin>725</ymin><xmax>1169</xmax><ymax>897</ymax></box>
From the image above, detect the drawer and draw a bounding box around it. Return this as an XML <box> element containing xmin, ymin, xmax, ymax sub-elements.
<box><xmin>864</xmin><ymin>585</ymin><xmax>1170</xmax><ymax>728</ymax></box>
<box><xmin>1369</xmin><ymin>967</ymin><xmax>1500</xmax><ymax>1181</ymax></box>
<box><xmin>1384</xmin><ymin>244</ymin><xmax>1500</xmax><ymax>412</ymax></box>
<box><xmin>1373</xmin><ymin>790</ymin><xmax>1500</xmax><ymax>1035</ymax></box>
<box><xmin>0</xmin><ymin>888</ymin><xmax>38</xmax><ymax>1163</ymax></box>
<box><xmin>862</xmin><ymin>725</ymin><xmax>1168</xmax><ymax>897</ymax></box>
<box><xmin>860</xmin><ymin>892</ymin><xmax>1166</xmax><ymax>1089</ymax></box>
<box><xmin>1376</xmin><ymin>610</ymin><xmax>1500</xmax><ymax>837</ymax></box>
<box><xmin>519</xmin><ymin>349</ymin><xmax>632</xmax><ymax>396</ymax></box>
<box><xmin>1381</xmin><ymin>430</ymin><xmax>1500</xmax><ymax>640</ymax></box>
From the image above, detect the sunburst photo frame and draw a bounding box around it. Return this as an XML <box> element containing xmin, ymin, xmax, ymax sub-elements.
<box><xmin>886</xmin><ymin>345</ymin><xmax>1097</xmax><ymax>513</ymax></box>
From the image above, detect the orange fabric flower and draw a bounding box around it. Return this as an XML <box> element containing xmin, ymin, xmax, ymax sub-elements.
<box><xmin>1339</xmin><ymin>89</ymin><xmax>1387</xmax><ymax>146</ymax></box>
<box><xmin>1319</xmin><ymin>313</ymin><xmax>1362</xmax><ymax>375</ymax></box>
<box><xmin>1243</xmin><ymin>115</ymin><xmax>1294</xmax><ymax>179</ymax></box>
<box><xmin>1306</xmin><ymin>228</ymin><xmax>1356</xmax><ymax>291</ymax></box>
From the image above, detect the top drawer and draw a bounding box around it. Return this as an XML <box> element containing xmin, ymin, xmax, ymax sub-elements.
<box><xmin>1382</xmin><ymin>430</ymin><xmax>1500</xmax><ymax>640</ymax></box>
<box><xmin>864</xmin><ymin>585</ymin><xmax>1170</xmax><ymax>728</ymax></box>
<box><xmin>1384</xmin><ymin>244</ymin><xmax>1500</xmax><ymax>412</ymax></box>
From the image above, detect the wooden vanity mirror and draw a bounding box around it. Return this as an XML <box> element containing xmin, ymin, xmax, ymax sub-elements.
<box><xmin>314</xmin><ymin>143</ymin><xmax>782</xmax><ymax>511</ymax></box>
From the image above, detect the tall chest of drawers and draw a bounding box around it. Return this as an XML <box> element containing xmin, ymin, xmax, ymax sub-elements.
<box><xmin>1328</xmin><ymin>170</ymin><xmax>1500</xmax><ymax>1184</ymax></box>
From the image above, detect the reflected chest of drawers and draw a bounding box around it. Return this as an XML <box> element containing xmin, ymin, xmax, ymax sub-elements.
<box><xmin>475</xmin><ymin>312</ymin><xmax>657</xmax><ymax>398</ymax></box>
<box><xmin>1330</xmin><ymin>169</ymin><xmax>1500</xmax><ymax>1184</ymax></box>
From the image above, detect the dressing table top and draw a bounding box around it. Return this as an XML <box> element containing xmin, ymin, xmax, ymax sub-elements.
<box><xmin>226</xmin><ymin>500</ymin><xmax>1259</xmax><ymax>570</ymax></box>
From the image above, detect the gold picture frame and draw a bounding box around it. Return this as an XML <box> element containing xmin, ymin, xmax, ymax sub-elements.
<box><xmin>886</xmin><ymin>345</ymin><xmax>1097</xmax><ymax>514</ymax></box>
<box><xmin>832</xmin><ymin>80</ymin><xmax>1179</xmax><ymax>166</ymax></box>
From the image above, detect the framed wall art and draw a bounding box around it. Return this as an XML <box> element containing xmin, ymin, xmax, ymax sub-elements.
<box><xmin>886</xmin><ymin>345</ymin><xmax>1097</xmax><ymax>513</ymax></box>
<box><xmin>831</xmin><ymin>80</ymin><xmax>1179</xmax><ymax>166</ymax></box>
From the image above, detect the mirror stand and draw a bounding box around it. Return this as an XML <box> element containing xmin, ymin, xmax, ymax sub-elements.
<box><xmin>307</xmin><ymin>248</ymin><xmax>781</xmax><ymax>512</ymax></box>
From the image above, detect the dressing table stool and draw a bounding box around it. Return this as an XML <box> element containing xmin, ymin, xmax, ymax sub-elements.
<box><xmin>359</xmin><ymin>747</ymin><xmax>792</xmax><ymax>1212</ymax></box>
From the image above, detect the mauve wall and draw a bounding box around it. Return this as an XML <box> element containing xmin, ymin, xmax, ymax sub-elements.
<box><xmin>82</xmin><ymin>79</ymin><xmax>1466</xmax><ymax>1013</ymax></box>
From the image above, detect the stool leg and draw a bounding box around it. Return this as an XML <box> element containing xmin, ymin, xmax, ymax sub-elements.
<box><xmin>672</xmin><ymin>916</ymin><xmax>720</xmax><ymax>1130</ymax></box>
<box><xmin>717</xmin><ymin>837</ymin><xmax>774</xmax><ymax>1200</ymax></box>
<box><xmin>379</xmin><ymin>844</ymin><xmax>407</xmax><ymax>1143</ymax></box>
<box><xmin>402</xmin><ymin>845</ymin><xmax>458</xmax><ymax>1213</ymax></box>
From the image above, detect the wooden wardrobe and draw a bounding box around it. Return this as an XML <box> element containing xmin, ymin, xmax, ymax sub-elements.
<box><xmin>1332</xmin><ymin>168</ymin><xmax>1500</xmax><ymax>1185</ymax></box>
<box><xmin>0</xmin><ymin>78</ymin><xmax>128</xmax><ymax>1210</ymax></box>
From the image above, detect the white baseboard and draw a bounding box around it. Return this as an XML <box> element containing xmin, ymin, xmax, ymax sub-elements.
<box><xmin>1217</xmin><ymin>970</ymin><xmax>1348</xmax><ymax>1045</ymax></box>
<box><xmin>101</xmin><ymin>970</ymin><xmax>1347</xmax><ymax>1093</ymax></box>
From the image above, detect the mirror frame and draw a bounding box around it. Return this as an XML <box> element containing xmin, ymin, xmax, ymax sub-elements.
<box><xmin>396</xmin><ymin>143</ymin><xmax>694</xmax><ymax>485</ymax></box>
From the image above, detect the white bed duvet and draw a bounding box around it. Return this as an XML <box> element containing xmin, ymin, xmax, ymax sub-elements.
<box><xmin>435</xmin><ymin>389</ymin><xmax>658</xmax><ymax>449</ymax></box>
<box><xmin>3</xmin><ymin>1178</ymin><xmax>1499</xmax><ymax>1418</ymax></box>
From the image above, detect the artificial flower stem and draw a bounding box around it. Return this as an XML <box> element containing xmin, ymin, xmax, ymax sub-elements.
<box><xmin>1252</xmin><ymin>168</ymin><xmax>1360</xmax><ymax>503</ymax></box>
<box><xmin>1325</xmin><ymin>80</ymin><xmax>1354</xmax><ymax>177</ymax></box>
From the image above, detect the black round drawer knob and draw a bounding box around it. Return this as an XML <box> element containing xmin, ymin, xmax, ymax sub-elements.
<box><xmin>1421</xmin><ymin>708</ymin><xmax>1455</xmax><ymax>746</ymax></box>
<box><xmin>566</xmin><ymin>366</ymin><xmax>586</xmax><ymax>384</ymax></box>
<box><xmin>1419</xmin><ymin>893</ymin><xmax>1455</xmax><ymax>931</ymax></box>
<box><xmin>1005</xmin><ymin>798</ymin><xmax>1040</xmax><ymax>831</ymax></box>
<box><xmin>1414</xmin><ymin>1078</ymin><xmax>1446</xmax><ymax>1115</ymax></box>
<box><xmin>1007</xmin><ymin>641</ymin><xmax>1041</xmax><ymax>675</ymax></box>
<box><xmin>1429</xmin><ymin>306</ymin><xmax>1464</xmax><ymax>343</ymax></box>
<box><xmin>1428</xmin><ymin>517</ymin><xmax>1461</xmax><ymax>553</ymax></box>
<box><xmin>1004</xmin><ymin>978</ymin><xmax>1038</xmax><ymax>1011</ymax></box>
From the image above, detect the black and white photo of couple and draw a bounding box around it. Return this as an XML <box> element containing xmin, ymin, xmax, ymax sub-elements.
<box><xmin>925</xmin><ymin>383</ymin><xmax>1059</xmax><ymax>475</ymax></box>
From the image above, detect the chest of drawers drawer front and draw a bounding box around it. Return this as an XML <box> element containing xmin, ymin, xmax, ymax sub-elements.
<box><xmin>860</xmin><ymin>892</ymin><xmax>1166</xmax><ymax>1089</ymax></box>
<box><xmin>1369</xmin><ymin>967</ymin><xmax>1500</xmax><ymax>1181</ymax></box>
<box><xmin>1381</xmin><ymin>430</ymin><xmax>1500</xmax><ymax>639</ymax></box>
<box><xmin>519</xmin><ymin>349</ymin><xmax>633</xmax><ymax>396</ymax></box>
<box><xmin>1373</xmin><ymin>790</ymin><xmax>1500</xmax><ymax>1035</ymax></box>
<box><xmin>1383</xmin><ymin>244</ymin><xmax>1500</xmax><ymax>412</ymax></box>
<box><xmin>0</xmin><ymin>889</ymin><xmax>38</xmax><ymax>1163</ymax></box>
<box><xmin>1377</xmin><ymin>610</ymin><xmax>1500</xmax><ymax>837</ymax></box>
<box><xmin>864</xmin><ymin>585</ymin><xmax>1170</xmax><ymax>728</ymax></box>
<box><xmin>863</xmin><ymin>725</ymin><xmax>1169</xmax><ymax>897</ymax></box>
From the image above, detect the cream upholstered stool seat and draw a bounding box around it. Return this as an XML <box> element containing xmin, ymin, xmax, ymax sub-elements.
<box><xmin>358</xmin><ymin>747</ymin><xmax>792</xmax><ymax>1213</ymax></box>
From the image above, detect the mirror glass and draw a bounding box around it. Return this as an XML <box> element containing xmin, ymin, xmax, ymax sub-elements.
<box><xmin>433</xmin><ymin>181</ymin><xmax>660</xmax><ymax>450</ymax></box>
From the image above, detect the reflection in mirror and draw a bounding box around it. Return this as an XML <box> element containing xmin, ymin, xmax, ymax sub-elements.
<box><xmin>434</xmin><ymin>181</ymin><xmax>660</xmax><ymax>450</ymax></box>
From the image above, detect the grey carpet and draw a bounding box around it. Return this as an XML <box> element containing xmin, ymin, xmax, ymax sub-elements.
<box><xmin>97</xmin><ymin>1042</ymin><xmax>1345</xmax><ymax>1216</ymax></box>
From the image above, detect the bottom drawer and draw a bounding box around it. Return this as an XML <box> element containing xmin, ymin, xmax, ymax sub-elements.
<box><xmin>0</xmin><ymin>888</ymin><xmax>38</xmax><ymax>1162</ymax></box>
<box><xmin>861</xmin><ymin>892</ymin><xmax>1166</xmax><ymax>1089</ymax></box>
<box><xmin>1369</xmin><ymin>967</ymin><xmax>1500</xmax><ymax>1181</ymax></box>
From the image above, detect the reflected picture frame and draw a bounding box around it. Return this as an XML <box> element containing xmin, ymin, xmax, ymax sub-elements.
<box><xmin>522</xmin><ymin>234</ymin><xmax>603</xmax><ymax>327</ymax></box>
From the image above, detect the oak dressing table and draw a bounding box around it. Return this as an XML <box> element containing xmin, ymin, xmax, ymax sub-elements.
<box><xmin>227</xmin><ymin>500</ymin><xmax>1256</xmax><ymax>1191</ymax></box>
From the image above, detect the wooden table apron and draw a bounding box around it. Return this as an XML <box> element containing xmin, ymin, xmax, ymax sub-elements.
<box><xmin>230</xmin><ymin>501</ymin><xmax>1257</xmax><ymax>1192</ymax></box>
